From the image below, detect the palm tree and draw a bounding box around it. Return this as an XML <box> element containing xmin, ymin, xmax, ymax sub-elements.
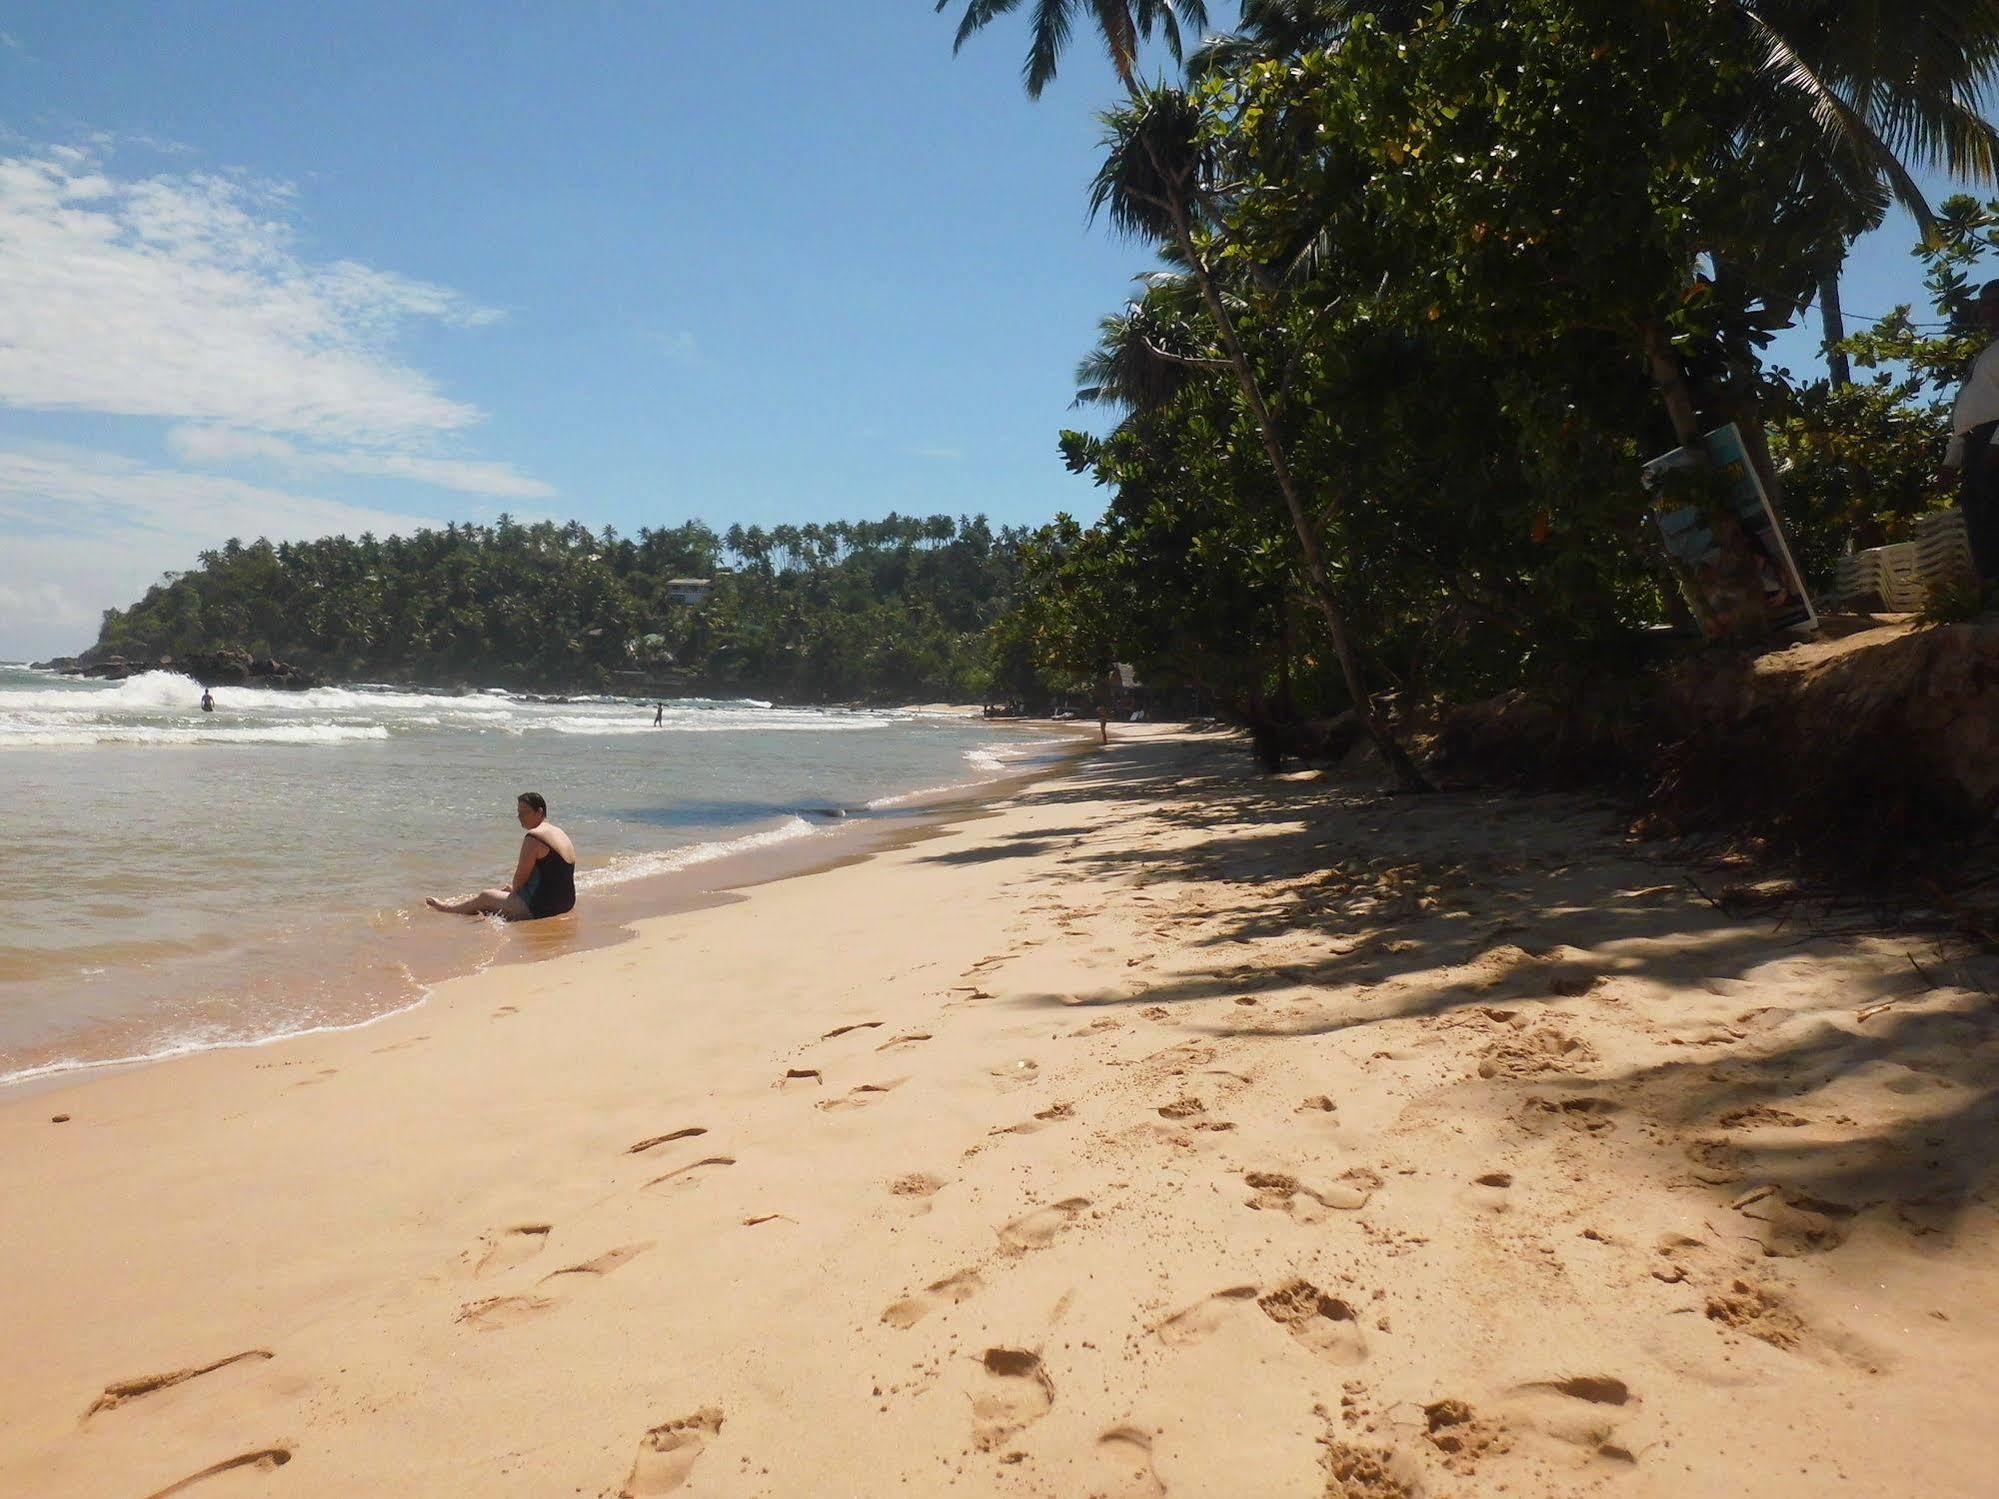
<box><xmin>1087</xmin><ymin>85</ymin><xmax>1431</xmax><ymax>789</ymax></box>
<box><xmin>936</xmin><ymin>0</ymin><xmax>1209</xmax><ymax>97</ymax></box>
<box><xmin>943</xmin><ymin>0</ymin><xmax>1429</xmax><ymax>787</ymax></box>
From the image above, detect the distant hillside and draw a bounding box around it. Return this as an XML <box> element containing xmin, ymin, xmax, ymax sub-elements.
<box><xmin>92</xmin><ymin>513</ymin><xmax>1032</xmax><ymax>700</ymax></box>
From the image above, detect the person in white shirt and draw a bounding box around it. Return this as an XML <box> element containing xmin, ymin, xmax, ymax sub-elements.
<box><xmin>1940</xmin><ymin>279</ymin><xmax>1999</xmax><ymax>587</ymax></box>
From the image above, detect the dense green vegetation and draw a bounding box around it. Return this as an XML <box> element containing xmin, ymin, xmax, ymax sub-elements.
<box><xmin>93</xmin><ymin>514</ymin><xmax>1033</xmax><ymax>701</ymax></box>
<box><xmin>91</xmin><ymin>4</ymin><xmax>1999</xmax><ymax>732</ymax></box>
<box><xmin>944</xmin><ymin>0</ymin><xmax>1999</xmax><ymax>779</ymax></box>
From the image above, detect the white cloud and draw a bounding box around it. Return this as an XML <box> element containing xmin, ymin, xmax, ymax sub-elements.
<box><xmin>0</xmin><ymin>444</ymin><xmax>440</xmax><ymax>659</ymax></box>
<box><xmin>166</xmin><ymin>425</ymin><xmax>555</xmax><ymax>499</ymax></box>
<box><xmin>0</xmin><ymin>149</ymin><xmax>499</xmax><ymax>443</ymax></box>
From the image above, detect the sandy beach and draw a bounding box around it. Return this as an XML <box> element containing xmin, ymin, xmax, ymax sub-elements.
<box><xmin>4</xmin><ymin>725</ymin><xmax>1996</xmax><ymax>1497</ymax></box>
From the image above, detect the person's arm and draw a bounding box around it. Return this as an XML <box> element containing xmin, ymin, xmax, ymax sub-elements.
<box><xmin>506</xmin><ymin>836</ymin><xmax>546</xmax><ymax>894</ymax></box>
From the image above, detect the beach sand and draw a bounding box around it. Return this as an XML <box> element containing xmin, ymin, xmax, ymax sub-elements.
<box><xmin>4</xmin><ymin>725</ymin><xmax>1997</xmax><ymax>1497</ymax></box>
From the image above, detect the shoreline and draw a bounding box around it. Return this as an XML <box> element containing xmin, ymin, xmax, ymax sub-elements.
<box><xmin>6</xmin><ymin>724</ymin><xmax>1992</xmax><ymax>1497</ymax></box>
<box><xmin>3</xmin><ymin>722</ymin><xmax>1095</xmax><ymax>1098</ymax></box>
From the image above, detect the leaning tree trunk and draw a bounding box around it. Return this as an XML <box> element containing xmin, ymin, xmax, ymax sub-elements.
<box><xmin>1162</xmin><ymin>195</ymin><xmax>1431</xmax><ymax>792</ymax></box>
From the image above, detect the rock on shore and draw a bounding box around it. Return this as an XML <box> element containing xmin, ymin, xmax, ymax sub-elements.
<box><xmin>39</xmin><ymin>647</ymin><xmax>318</xmax><ymax>689</ymax></box>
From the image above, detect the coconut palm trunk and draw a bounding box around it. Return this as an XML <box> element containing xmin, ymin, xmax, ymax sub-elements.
<box><xmin>1149</xmin><ymin>165</ymin><xmax>1429</xmax><ymax>790</ymax></box>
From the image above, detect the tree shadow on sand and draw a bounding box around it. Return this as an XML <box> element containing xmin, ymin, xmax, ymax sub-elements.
<box><xmin>934</xmin><ymin>732</ymin><xmax>1999</xmax><ymax>1233</ymax></box>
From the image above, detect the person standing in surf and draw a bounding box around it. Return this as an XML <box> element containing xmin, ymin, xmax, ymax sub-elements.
<box><xmin>426</xmin><ymin>791</ymin><xmax>577</xmax><ymax>921</ymax></box>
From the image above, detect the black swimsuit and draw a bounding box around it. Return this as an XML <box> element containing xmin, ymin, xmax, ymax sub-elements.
<box><xmin>521</xmin><ymin>833</ymin><xmax>576</xmax><ymax>919</ymax></box>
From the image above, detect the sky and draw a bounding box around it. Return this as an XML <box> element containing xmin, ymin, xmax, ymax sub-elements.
<box><xmin>0</xmin><ymin>3</ymin><xmax>1969</xmax><ymax>659</ymax></box>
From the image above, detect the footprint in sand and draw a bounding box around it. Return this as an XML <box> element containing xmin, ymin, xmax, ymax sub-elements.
<box><xmin>1465</xmin><ymin>1172</ymin><xmax>1515</xmax><ymax>1213</ymax></box>
<box><xmin>970</xmin><ymin>1348</ymin><xmax>1053</xmax><ymax>1451</ymax></box>
<box><xmin>890</xmin><ymin>1172</ymin><xmax>946</xmax><ymax>1198</ymax></box>
<box><xmin>998</xmin><ymin>1197</ymin><xmax>1091</xmax><ymax>1253</ymax></box>
<box><xmin>644</xmin><ymin>1157</ymin><xmax>737</xmax><ymax>1191</ymax></box>
<box><xmin>876</xmin><ymin>1032</ymin><xmax>932</xmax><ymax>1053</ymax></box>
<box><xmin>1502</xmin><ymin>1376</ymin><xmax>1640</xmax><ymax>1465</ymax></box>
<box><xmin>1258</xmin><ymin>1280</ymin><xmax>1368</xmax><ymax>1365</ymax></box>
<box><xmin>540</xmin><ymin>1243</ymin><xmax>651</xmax><ymax>1283</ymax></box>
<box><xmin>85</xmin><ymin>1350</ymin><xmax>275</xmax><ymax>1419</ymax></box>
<box><xmin>138</xmin><ymin>1448</ymin><xmax>293</xmax><ymax>1499</ymax></box>
<box><xmin>1718</xmin><ymin>1104</ymin><xmax>1810</xmax><ymax>1130</ymax></box>
<box><xmin>455</xmin><ymin>1294</ymin><xmax>556</xmax><ymax>1329</ymax></box>
<box><xmin>1684</xmin><ymin>1137</ymin><xmax>1748</xmax><ymax>1186</ymax></box>
<box><xmin>1086</xmin><ymin>1427</ymin><xmax>1166</xmax><ymax>1498</ymax></box>
<box><xmin>473</xmin><ymin>1224</ymin><xmax>552</xmax><ymax>1279</ymax></box>
<box><xmin>821</xmin><ymin>1021</ymin><xmax>885</xmax><ymax>1040</ymax></box>
<box><xmin>1155</xmin><ymin>1285</ymin><xmax>1259</xmax><ymax>1346</ymax></box>
<box><xmin>991</xmin><ymin>1101</ymin><xmax>1076</xmax><ymax>1137</ymax></box>
<box><xmin>1703</xmin><ymin>1277</ymin><xmax>1886</xmax><ymax>1371</ymax></box>
<box><xmin>881</xmin><ymin>1268</ymin><xmax>985</xmax><ymax>1329</ymax></box>
<box><xmin>1732</xmin><ymin>1187</ymin><xmax>1854</xmax><ymax>1257</ymax></box>
<box><xmin>1322</xmin><ymin>1437</ymin><xmax>1422</xmax><ymax>1498</ymax></box>
<box><xmin>1476</xmin><ymin>1025</ymin><xmax>1596</xmax><ymax>1079</ymax></box>
<box><xmin>1243</xmin><ymin>1169</ymin><xmax>1380</xmax><ymax>1219</ymax></box>
<box><xmin>816</xmin><ymin>1082</ymin><xmax>902</xmax><ymax>1113</ymax></box>
<box><xmin>1422</xmin><ymin>1399</ymin><xmax>1510</xmax><ymax>1474</ymax></box>
<box><xmin>621</xmin><ymin>1407</ymin><xmax>724</xmax><ymax>1496</ymax></box>
<box><xmin>1520</xmin><ymin>1095</ymin><xmax>1619</xmax><ymax>1133</ymax></box>
<box><xmin>627</xmin><ymin>1128</ymin><xmax>708</xmax><ymax>1155</ymax></box>
<box><xmin>780</xmin><ymin>1068</ymin><xmax>823</xmax><ymax>1088</ymax></box>
<box><xmin>460</xmin><ymin>1245</ymin><xmax>649</xmax><ymax>1329</ymax></box>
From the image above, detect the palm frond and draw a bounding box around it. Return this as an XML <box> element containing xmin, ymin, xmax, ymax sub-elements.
<box><xmin>942</xmin><ymin>0</ymin><xmax>1024</xmax><ymax>54</ymax></box>
<box><xmin>1027</xmin><ymin>0</ymin><xmax>1079</xmax><ymax>94</ymax></box>
<box><xmin>1744</xmin><ymin>7</ymin><xmax>1938</xmax><ymax>227</ymax></box>
<box><xmin>1089</xmin><ymin>86</ymin><xmax>1207</xmax><ymax>242</ymax></box>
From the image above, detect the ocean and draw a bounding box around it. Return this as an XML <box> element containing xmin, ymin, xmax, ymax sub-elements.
<box><xmin>2</xmin><ymin>665</ymin><xmax>1063</xmax><ymax>1087</ymax></box>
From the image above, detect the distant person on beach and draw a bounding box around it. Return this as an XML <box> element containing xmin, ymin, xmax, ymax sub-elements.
<box><xmin>426</xmin><ymin>791</ymin><xmax>577</xmax><ymax>921</ymax></box>
<box><xmin>1097</xmin><ymin>699</ymin><xmax>1109</xmax><ymax>745</ymax></box>
<box><xmin>200</xmin><ymin>689</ymin><xmax>214</xmax><ymax>713</ymax></box>
<box><xmin>1941</xmin><ymin>278</ymin><xmax>1999</xmax><ymax>588</ymax></box>
<box><xmin>653</xmin><ymin>702</ymin><xmax>664</xmax><ymax>726</ymax></box>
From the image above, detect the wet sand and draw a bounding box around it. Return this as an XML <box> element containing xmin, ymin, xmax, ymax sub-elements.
<box><xmin>3</xmin><ymin>725</ymin><xmax>1996</xmax><ymax>1496</ymax></box>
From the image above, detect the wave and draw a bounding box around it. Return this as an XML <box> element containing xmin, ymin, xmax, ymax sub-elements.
<box><xmin>0</xmin><ymin>723</ymin><xmax>391</xmax><ymax>749</ymax></box>
<box><xmin>576</xmin><ymin>816</ymin><xmax>821</xmax><ymax>889</ymax></box>
<box><xmin>0</xmin><ymin>977</ymin><xmax>436</xmax><ymax>1089</ymax></box>
<box><xmin>0</xmin><ymin>669</ymin><xmax>886</xmax><ymax>747</ymax></box>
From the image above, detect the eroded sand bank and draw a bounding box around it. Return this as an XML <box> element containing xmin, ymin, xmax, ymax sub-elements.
<box><xmin>4</xmin><ymin>726</ymin><xmax>1996</xmax><ymax>1497</ymax></box>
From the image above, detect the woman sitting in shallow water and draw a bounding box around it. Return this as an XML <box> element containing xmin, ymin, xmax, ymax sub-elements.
<box><xmin>426</xmin><ymin>791</ymin><xmax>577</xmax><ymax>921</ymax></box>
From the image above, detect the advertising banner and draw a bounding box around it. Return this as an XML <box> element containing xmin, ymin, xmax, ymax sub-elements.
<box><xmin>1642</xmin><ymin>422</ymin><xmax>1816</xmax><ymax>636</ymax></box>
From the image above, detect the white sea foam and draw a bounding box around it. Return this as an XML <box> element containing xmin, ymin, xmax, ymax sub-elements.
<box><xmin>0</xmin><ymin>670</ymin><xmax>874</xmax><ymax>747</ymax></box>
<box><xmin>576</xmin><ymin>816</ymin><xmax>820</xmax><ymax>889</ymax></box>
<box><xmin>0</xmin><ymin>722</ymin><xmax>391</xmax><ymax>749</ymax></box>
<box><xmin>0</xmin><ymin>976</ymin><xmax>436</xmax><ymax>1089</ymax></box>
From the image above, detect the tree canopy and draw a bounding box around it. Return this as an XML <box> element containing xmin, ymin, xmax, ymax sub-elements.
<box><xmin>93</xmin><ymin>513</ymin><xmax>1032</xmax><ymax>702</ymax></box>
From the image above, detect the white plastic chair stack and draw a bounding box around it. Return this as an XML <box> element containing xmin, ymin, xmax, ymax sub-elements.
<box><xmin>1914</xmin><ymin>508</ymin><xmax>1978</xmax><ymax>596</ymax></box>
<box><xmin>1831</xmin><ymin>550</ymin><xmax>1883</xmax><ymax>608</ymax></box>
<box><xmin>1831</xmin><ymin>540</ymin><xmax>1924</xmax><ymax>610</ymax></box>
<box><xmin>1827</xmin><ymin>505</ymin><xmax>1986</xmax><ymax>610</ymax></box>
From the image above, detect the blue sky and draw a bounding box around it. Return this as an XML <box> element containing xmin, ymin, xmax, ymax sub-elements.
<box><xmin>0</xmin><ymin>3</ymin><xmax>1971</xmax><ymax>658</ymax></box>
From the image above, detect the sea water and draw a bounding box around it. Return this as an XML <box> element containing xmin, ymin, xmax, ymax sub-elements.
<box><xmin>2</xmin><ymin>666</ymin><xmax>1058</xmax><ymax>1085</ymax></box>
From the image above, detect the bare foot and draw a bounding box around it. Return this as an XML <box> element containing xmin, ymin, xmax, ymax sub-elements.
<box><xmin>426</xmin><ymin>897</ymin><xmax>450</xmax><ymax>912</ymax></box>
